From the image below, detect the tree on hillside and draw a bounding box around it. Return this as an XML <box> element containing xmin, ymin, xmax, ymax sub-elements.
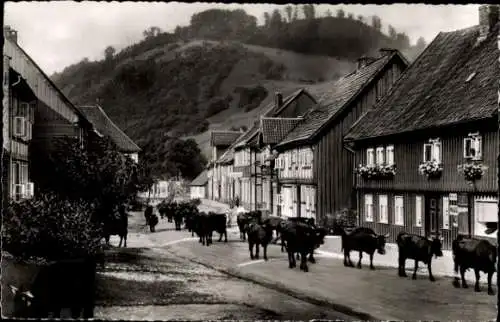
<box><xmin>292</xmin><ymin>5</ymin><xmax>299</xmax><ymax>21</ymax></box>
<box><xmin>302</xmin><ymin>4</ymin><xmax>315</xmax><ymax>20</ymax></box>
<box><xmin>104</xmin><ymin>46</ymin><xmax>116</xmax><ymax>61</ymax></box>
<box><xmin>325</xmin><ymin>9</ymin><xmax>332</xmax><ymax>17</ymax></box>
<box><xmin>336</xmin><ymin>8</ymin><xmax>345</xmax><ymax>18</ymax></box>
<box><xmin>347</xmin><ymin>13</ymin><xmax>354</xmax><ymax>19</ymax></box>
<box><xmin>416</xmin><ymin>36</ymin><xmax>427</xmax><ymax>50</ymax></box>
<box><xmin>264</xmin><ymin>12</ymin><xmax>270</xmax><ymax>27</ymax></box>
<box><xmin>143</xmin><ymin>26</ymin><xmax>162</xmax><ymax>39</ymax></box>
<box><xmin>357</xmin><ymin>15</ymin><xmax>364</xmax><ymax>23</ymax></box>
<box><xmin>395</xmin><ymin>32</ymin><xmax>411</xmax><ymax>49</ymax></box>
<box><xmin>285</xmin><ymin>5</ymin><xmax>293</xmax><ymax>22</ymax></box>
<box><xmin>371</xmin><ymin>15</ymin><xmax>382</xmax><ymax>31</ymax></box>
<box><xmin>388</xmin><ymin>25</ymin><xmax>397</xmax><ymax>39</ymax></box>
<box><xmin>270</xmin><ymin>9</ymin><xmax>284</xmax><ymax>30</ymax></box>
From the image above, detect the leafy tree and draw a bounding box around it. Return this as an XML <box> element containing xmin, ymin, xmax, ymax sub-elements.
<box><xmin>395</xmin><ymin>32</ymin><xmax>410</xmax><ymax>49</ymax></box>
<box><xmin>285</xmin><ymin>5</ymin><xmax>293</xmax><ymax>22</ymax></box>
<box><xmin>336</xmin><ymin>8</ymin><xmax>345</xmax><ymax>18</ymax></box>
<box><xmin>263</xmin><ymin>12</ymin><xmax>270</xmax><ymax>28</ymax></box>
<box><xmin>292</xmin><ymin>5</ymin><xmax>299</xmax><ymax>21</ymax></box>
<box><xmin>371</xmin><ymin>15</ymin><xmax>382</xmax><ymax>31</ymax></box>
<box><xmin>270</xmin><ymin>9</ymin><xmax>284</xmax><ymax>30</ymax></box>
<box><xmin>388</xmin><ymin>25</ymin><xmax>397</xmax><ymax>39</ymax></box>
<box><xmin>357</xmin><ymin>15</ymin><xmax>364</xmax><ymax>23</ymax></box>
<box><xmin>104</xmin><ymin>46</ymin><xmax>116</xmax><ymax>60</ymax></box>
<box><xmin>416</xmin><ymin>36</ymin><xmax>427</xmax><ymax>50</ymax></box>
<box><xmin>347</xmin><ymin>13</ymin><xmax>354</xmax><ymax>20</ymax></box>
<box><xmin>143</xmin><ymin>26</ymin><xmax>162</xmax><ymax>39</ymax></box>
<box><xmin>302</xmin><ymin>4</ymin><xmax>315</xmax><ymax>20</ymax></box>
<box><xmin>325</xmin><ymin>9</ymin><xmax>332</xmax><ymax>17</ymax></box>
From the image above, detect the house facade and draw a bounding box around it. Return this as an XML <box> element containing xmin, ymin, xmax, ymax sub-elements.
<box><xmin>2</xmin><ymin>26</ymin><xmax>93</xmax><ymax>202</ymax></box>
<box><xmin>344</xmin><ymin>5</ymin><xmax>499</xmax><ymax>249</ymax></box>
<box><xmin>190</xmin><ymin>170</ymin><xmax>208</xmax><ymax>200</ymax></box>
<box><xmin>274</xmin><ymin>49</ymin><xmax>409</xmax><ymax>225</ymax></box>
<box><xmin>232</xmin><ymin>89</ymin><xmax>317</xmax><ymax>211</ymax></box>
<box><xmin>207</xmin><ymin>130</ymin><xmax>242</xmax><ymax>201</ymax></box>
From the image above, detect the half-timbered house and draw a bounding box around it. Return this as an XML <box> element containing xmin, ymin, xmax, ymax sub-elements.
<box><xmin>2</xmin><ymin>26</ymin><xmax>94</xmax><ymax>201</ymax></box>
<box><xmin>274</xmin><ymin>49</ymin><xmax>409</xmax><ymax>223</ymax></box>
<box><xmin>344</xmin><ymin>5</ymin><xmax>499</xmax><ymax>249</ymax></box>
<box><xmin>232</xmin><ymin>89</ymin><xmax>317</xmax><ymax>211</ymax></box>
<box><xmin>207</xmin><ymin>130</ymin><xmax>242</xmax><ymax>200</ymax></box>
<box><xmin>190</xmin><ymin>170</ymin><xmax>208</xmax><ymax>200</ymax></box>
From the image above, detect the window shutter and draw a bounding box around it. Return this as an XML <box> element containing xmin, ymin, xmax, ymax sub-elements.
<box><xmin>464</xmin><ymin>138</ymin><xmax>472</xmax><ymax>158</ymax></box>
<box><xmin>443</xmin><ymin>196</ymin><xmax>450</xmax><ymax>229</ymax></box>
<box><xmin>433</xmin><ymin>141</ymin><xmax>441</xmax><ymax>163</ymax></box>
<box><xmin>475</xmin><ymin>136</ymin><xmax>482</xmax><ymax>160</ymax></box>
<box><xmin>415</xmin><ymin>196</ymin><xmax>423</xmax><ymax>227</ymax></box>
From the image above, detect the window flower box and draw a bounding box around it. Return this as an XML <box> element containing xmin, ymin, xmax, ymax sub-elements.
<box><xmin>418</xmin><ymin>160</ymin><xmax>442</xmax><ymax>179</ymax></box>
<box><xmin>457</xmin><ymin>162</ymin><xmax>488</xmax><ymax>185</ymax></box>
<box><xmin>356</xmin><ymin>164</ymin><xmax>396</xmax><ymax>179</ymax></box>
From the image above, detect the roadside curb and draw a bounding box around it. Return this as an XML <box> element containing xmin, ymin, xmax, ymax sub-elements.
<box><xmin>166</xmin><ymin>248</ymin><xmax>381</xmax><ymax>321</ymax></box>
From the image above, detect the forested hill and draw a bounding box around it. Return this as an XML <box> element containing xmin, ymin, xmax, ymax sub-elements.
<box><xmin>51</xmin><ymin>6</ymin><xmax>427</xmax><ymax>179</ymax></box>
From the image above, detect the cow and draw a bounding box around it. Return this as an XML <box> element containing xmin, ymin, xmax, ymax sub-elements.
<box><xmin>262</xmin><ymin>215</ymin><xmax>285</xmax><ymax>245</ymax></box>
<box><xmin>396</xmin><ymin>232</ymin><xmax>443</xmax><ymax>281</ymax></box>
<box><xmin>237</xmin><ymin>211</ymin><xmax>262</xmax><ymax>241</ymax></box>
<box><xmin>247</xmin><ymin>221</ymin><xmax>274</xmax><ymax>261</ymax></box>
<box><xmin>451</xmin><ymin>235</ymin><xmax>497</xmax><ymax>295</ymax></box>
<box><xmin>280</xmin><ymin>221</ymin><xmax>317</xmax><ymax>272</ymax></box>
<box><xmin>9</xmin><ymin>256</ymin><xmax>100</xmax><ymax>318</ymax></box>
<box><xmin>144</xmin><ymin>205</ymin><xmax>158</xmax><ymax>232</ymax></box>
<box><xmin>205</xmin><ymin>212</ymin><xmax>229</xmax><ymax>245</ymax></box>
<box><xmin>185</xmin><ymin>212</ymin><xmax>197</xmax><ymax>236</ymax></box>
<box><xmin>341</xmin><ymin>227</ymin><xmax>389</xmax><ymax>270</ymax></box>
<box><xmin>279</xmin><ymin>218</ymin><xmax>327</xmax><ymax>263</ymax></box>
<box><xmin>103</xmin><ymin>205</ymin><xmax>128</xmax><ymax>247</ymax></box>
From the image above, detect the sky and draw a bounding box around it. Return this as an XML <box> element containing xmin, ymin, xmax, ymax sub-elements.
<box><xmin>4</xmin><ymin>2</ymin><xmax>480</xmax><ymax>75</ymax></box>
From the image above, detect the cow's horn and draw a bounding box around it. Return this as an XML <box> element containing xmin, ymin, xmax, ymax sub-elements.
<box><xmin>9</xmin><ymin>285</ymin><xmax>18</xmax><ymax>294</ymax></box>
<box><xmin>23</xmin><ymin>290</ymin><xmax>34</xmax><ymax>298</ymax></box>
<box><xmin>383</xmin><ymin>233</ymin><xmax>389</xmax><ymax>238</ymax></box>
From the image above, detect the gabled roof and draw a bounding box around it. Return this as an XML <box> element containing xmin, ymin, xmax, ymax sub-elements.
<box><xmin>345</xmin><ymin>24</ymin><xmax>498</xmax><ymax>142</ymax></box>
<box><xmin>210</xmin><ymin>131</ymin><xmax>242</xmax><ymax>147</ymax></box>
<box><xmin>233</xmin><ymin>89</ymin><xmax>315</xmax><ymax>150</ymax></box>
<box><xmin>190</xmin><ymin>170</ymin><xmax>208</xmax><ymax>186</ymax></box>
<box><xmin>277</xmin><ymin>51</ymin><xmax>406</xmax><ymax>147</ymax></box>
<box><xmin>260</xmin><ymin>117</ymin><xmax>303</xmax><ymax>145</ymax></box>
<box><xmin>78</xmin><ymin>105</ymin><xmax>141</xmax><ymax>153</ymax></box>
<box><xmin>217</xmin><ymin>131</ymin><xmax>246</xmax><ymax>165</ymax></box>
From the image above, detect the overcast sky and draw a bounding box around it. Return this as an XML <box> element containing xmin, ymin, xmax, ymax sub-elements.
<box><xmin>4</xmin><ymin>2</ymin><xmax>479</xmax><ymax>75</ymax></box>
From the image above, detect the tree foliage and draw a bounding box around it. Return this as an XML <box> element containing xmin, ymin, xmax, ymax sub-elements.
<box><xmin>104</xmin><ymin>46</ymin><xmax>116</xmax><ymax>60</ymax></box>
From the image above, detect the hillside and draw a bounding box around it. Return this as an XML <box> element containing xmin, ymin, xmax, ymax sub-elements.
<box><xmin>51</xmin><ymin>8</ymin><xmax>427</xmax><ymax>178</ymax></box>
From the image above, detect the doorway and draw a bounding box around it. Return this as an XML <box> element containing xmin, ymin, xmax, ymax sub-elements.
<box><xmin>425</xmin><ymin>194</ymin><xmax>441</xmax><ymax>237</ymax></box>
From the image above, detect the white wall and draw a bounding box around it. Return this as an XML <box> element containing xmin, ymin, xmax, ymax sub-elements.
<box><xmin>190</xmin><ymin>186</ymin><xmax>206</xmax><ymax>199</ymax></box>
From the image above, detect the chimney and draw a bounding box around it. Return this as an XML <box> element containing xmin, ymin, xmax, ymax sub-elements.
<box><xmin>4</xmin><ymin>25</ymin><xmax>18</xmax><ymax>44</ymax></box>
<box><xmin>477</xmin><ymin>5</ymin><xmax>499</xmax><ymax>44</ymax></box>
<box><xmin>379</xmin><ymin>48</ymin><xmax>397</xmax><ymax>57</ymax></box>
<box><xmin>357</xmin><ymin>56</ymin><xmax>376</xmax><ymax>70</ymax></box>
<box><xmin>275</xmin><ymin>92</ymin><xmax>283</xmax><ymax>108</ymax></box>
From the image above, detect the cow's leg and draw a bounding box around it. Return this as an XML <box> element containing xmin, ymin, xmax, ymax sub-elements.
<box><xmin>249</xmin><ymin>242</ymin><xmax>254</xmax><ymax>260</ymax></box>
<box><xmin>412</xmin><ymin>260</ymin><xmax>419</xmax><ymax>279</ymax></box>
<box><xmin>71</xmin><ymin>306</ymin><xmax>82</xmax><ymax>319</ymax></box>
<box><xmin>357</xmin><ymin>251</ymin><xmax>363</xmax><ymax>269</ymax></box>
<box><xmin>296</xmin><ymin>252</ymin><xmax>300</xmax><ymax>260</ymax></box>
<box><xmin>255</xmin><ymin>243</ymin><xmax>260</xmax><ymax>259</ymax></box>
<box><xmin>487</xmin><ymin>270</ymin><xmax>495</xmax><ymax>295</ymax></box>
<box><xmin>460</xmin><ymin>266</ymin><xmax>468</xmax><ymax>288</ymax></box>
<box><xmin>427</xmin><ymin>260</ymin><xmax>435</xmax><ymax>282</ymax></box>
<box><xmin>300</xmin><ymin>251</ymin><xmax>308</xmax><ymax>272</ymax></box>
<box><xmin>369</xmin><ymin>252</ymin><xmax>375</xmax><ymax>270</ymax></box>
<box><xmin>118</xmin><ymin>236</ymin><xmax>123</xmax><ymax>248</ymax></box>
<box><xmin>224</xmin><ymin>229</ymin><xmax>228</xmax><ymax>243</ymax></box>
<box><xmin>452</xmin><ymin>260</ymin><xmax>461</xmax><ymax>288</ymax></box>
<box><xmin>263</xmin><ymin>243</ymin><xmax>268</xmax><ymax>261</ymax></box>
<box><xmin>398</xmin><ymin>255</ymin><xmax>407</xmax><ymax>277</ymax></box>
<box><xmin>288</xmin><ymin>249</ymin><xmax>295</xmax><ymax>268</ymax></box>
<box><xmin>123</xmin><ymin>233</ymin><xmax>127</xmax><ymax>247</ymax></box>
<box><xmin>474</xmin><ymin>269</ymin><xmax>481</xmax><ymax>292</ymax></box>
<box><xmin>82</xmin><ymin>304</ymin><xmax>94</xmax><ymax>319</ymax></box>
<box><xmin>308</xmin><ymin>251</ymin><xmax>316</xmax><ymax>263</ymax></box>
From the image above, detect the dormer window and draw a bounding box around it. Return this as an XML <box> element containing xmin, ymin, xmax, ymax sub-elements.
<box><xmin>423</xmin><ymin>138</ymin><xmax>441</xmax><ymax>163</ymax></box>
<box><xmin>464</xmin><ymin>133</ymin><xmax>482</xmax><ymax>160</ymax></box>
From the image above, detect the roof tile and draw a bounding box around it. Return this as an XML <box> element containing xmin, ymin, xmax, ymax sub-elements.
<box><xmin>190</xmin><ymin>170</ymin><xmax>208</xmax><ymax>186</ymax></box>
<box><xmin>261</xmin><ymin>117</ymin><xmax>303</xmax><ymax>145</ymax></box>
<box><xmin>210</xmin><ymin>131</ymin><xmax>242</xmax><ymax>147</ymax></box>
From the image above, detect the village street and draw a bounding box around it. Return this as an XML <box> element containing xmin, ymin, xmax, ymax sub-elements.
<box><xmin>94</xmin><ymin>203</ymin><xmax>353</xmax><ymax>321</ymax></box>
<box><xmin>99</xmin><ymin>199</ymin><xmax>497</xmax><ymax>321</ymax></box>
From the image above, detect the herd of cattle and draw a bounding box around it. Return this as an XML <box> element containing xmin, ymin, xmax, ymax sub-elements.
<box><xmin>147</xmin><ymin>202</ymin><xmax>497</xmax><ymax>296</ymax></box>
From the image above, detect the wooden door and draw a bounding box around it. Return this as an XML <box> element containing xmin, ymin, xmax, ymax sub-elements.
<box><xmin>425</xmin><ymin>194</ymin><xmax>441</xmax><ymax>237</ymax></box>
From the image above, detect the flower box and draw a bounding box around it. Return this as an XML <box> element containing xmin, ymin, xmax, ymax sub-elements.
<box><xmin>458</xmin><ymin>162</ymin><xmax>488</xmax><ymax>184</ymax></box>
<box><xmin>418</xmin><ymin>160</ymin><xmax>442</xmax><ymax>179</ymax></box>
<box><xmin>356</xmin><ymin>164</ymin><xmax>396</xmax><ymax>180</ymax></box>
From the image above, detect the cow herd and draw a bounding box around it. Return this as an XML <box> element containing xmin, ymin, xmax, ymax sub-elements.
<box><xmin>154</xmin><ymin>203</ymin><xmax>497</xmax><ymax>296</ymax></box>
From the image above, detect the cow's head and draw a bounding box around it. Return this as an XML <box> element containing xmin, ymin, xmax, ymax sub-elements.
<box><xmin>10</xmin><ymin>285</ymin><xmax>34</xmax><ymax>316</ymax></box>
<box><xmin>314</xmin><ymin>227</ymin><xmax>328</xmax><ymax>248</ymax></box>
<box><xmin>429</xmin><ymin>235</ymin><xmax>444</xmax><ymax>258</ymax></box>
<box><xmin>376</xmin><ymin>233</ymin><xmax>390</xmax><ymax>254</ymax></box>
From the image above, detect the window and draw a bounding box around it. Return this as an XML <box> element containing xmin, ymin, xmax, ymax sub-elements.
<box><xmin>464</xmin><ymin>134</ymin><xmax>482</xmax><ymax>160</ymax></box>
<box><xmin>378</xmin><ymin>195</ymin><xmax>388</xmax><ymax>223</ymax></box>
<box><xmin>475</xmin><ymin>197</ymin><xmax>497</xmax><ymax>223</ymax></box>
<box><xmin>364</xmin><ymin>194</ymin><xmax>374</xmax><ymax>222</ymax></box>
<box><xmin>394</xmin><ymin>196</ymin><xmax>404</xmax><ymax>226</ymax></box>
<box><xmin>415</xmin><ymin>196</ymin><xmax>423</xmax><ymax>227</ymax></box>
<box><xmin>366</xmin><ymin>148</ymin><xmax>375</xmax><ymax>166</ymax></box>
<box><xmin>386</xmin><ymin>145</ymin><xmax>394</xmax><ymax>165</ymax></box>
<box><xmin>442</xmin><ymin>196</ymin><xmax>450</xmax><ymax>229</ymax></box>
<box><xmin>423</xmin><ymin>139</ymin><xmax>441</xmax><ymax>163</ymax></box>
<box><xmin>376</xmin><ymin>147</ymin><xmax>385</xmax><ymax>165</ymax></box>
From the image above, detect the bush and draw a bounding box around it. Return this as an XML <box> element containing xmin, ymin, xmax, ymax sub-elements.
<box><xmin>2</xmin><ymin>193</ymin><xmax>104</xmax><ymax>262</ymax></box>
<box><xmin>205</xmin><ymin>96</ymin><xmax>231</xmax><ymax>118</ymax></box>
<box><xmin>235</xmin><ymin>85</ymin><xmax>268</xmax><ymax>112</ymax></box>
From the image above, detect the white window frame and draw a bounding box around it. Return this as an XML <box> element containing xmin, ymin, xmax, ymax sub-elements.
<box><xmin>423</xmin><ymin>143</ymin><xmax>433</xmax><ymax>162</ymax></box>
<box><xmin>415</xmin><ymin>196</ymin><xmax>423</xmax><ymax>227</ymax></box>
<box><xmin>364</xmin><ymin>194</ymin><xmax>374</xmax><ymax>222</ymax></box>
<box><xmin>442</xmin><ymin>196</ymin><xmax>450</xmax><ymax>229</ymax></box>
<box><xmin>464</xmin><ymin>133</ymin><xmax>482</xmax><ymax>160</ymax></box>
<box><xmin>423</xmin><ymin>139</ymin><xmax>442</xmax><ymax>163</ymax></box>
<box><xmin>394</xmin><ymin>196</ymin><xmax>404</xmax><ymax>226</ymax></box>
<box><xmin>376</xmin><ymin>147</ymin><xmax>385</xmax><ymax>165</ymax></box>
<box><xmin>385</xmin><ymin>145</ymin><xmax>394</xmax><ymax>165</ymax></box>
<box><xmin>475</xmin><ymin>196</ymin><xmax>497</xmax><ymax>223</ymax></box>
<box><xmin>13</xmin><ymin>116</ymin><xmax>27</xmax><ymax>137</ymax></box>
<box><xmin>378</xmin><ymin>194</ymin><xmax>388</xmax><ymax>224</ymax></box>
<box><xmin>366</xmin><ymin>148</ymin><xmax>375</xmax><ymax>166</ymax></box>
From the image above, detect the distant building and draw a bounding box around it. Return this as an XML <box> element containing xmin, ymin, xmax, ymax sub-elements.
<box><xmin>190</xmin><ymin>170</ymin><xmax>208</xmax><ymax>199</ymax></box>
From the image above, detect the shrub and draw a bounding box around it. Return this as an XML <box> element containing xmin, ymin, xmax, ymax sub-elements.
<box><xmin>235</xmin><ymin>85</ymin><xmax>268</xmax><ymax>112</ymax></box>
<box><xmin>2</xmin><ymin>193</ymin><xmax>104</xmax><ymax>262</ymax></box>
<box><xmin>205</xmin><ymin>96</ymin><xmax>231</xmax><ymax>118</ymax></box>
